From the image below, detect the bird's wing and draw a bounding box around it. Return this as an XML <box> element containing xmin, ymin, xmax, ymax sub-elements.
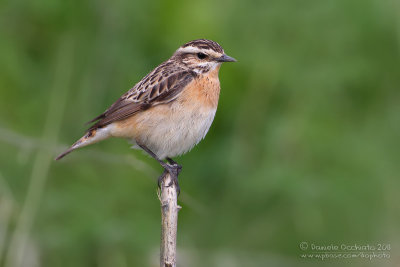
<box><xmin>87</xmin><ymin>62</ymin><xmax>196</xmax><ymax>131</ymax></box>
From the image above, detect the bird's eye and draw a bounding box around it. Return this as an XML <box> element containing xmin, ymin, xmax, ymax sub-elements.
<box><xmin>197</xmin><ymin>53</ymin><xmax>207</xmax><ymax>59</ymax></box>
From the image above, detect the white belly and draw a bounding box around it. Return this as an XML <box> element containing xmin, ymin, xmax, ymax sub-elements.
<box><xmin>129</xmin><ymin>102</ymin><xmax>217</xmax><ymax>159</ymax></box>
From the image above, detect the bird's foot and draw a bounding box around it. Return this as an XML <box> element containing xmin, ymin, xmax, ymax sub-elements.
<box><xmin>136</xmin><ymin>141</ymin><xmax>182</xmax><ymax>194</ymax></box>
<box><xmin>166</xmin><ymin>157</ymin><xmax>181</xmax><ymax>169</ymax></box>
<box><xmin>158</xmin><ymin>161</ymin><xmax>182</xmax><ymax>195</ymax></box>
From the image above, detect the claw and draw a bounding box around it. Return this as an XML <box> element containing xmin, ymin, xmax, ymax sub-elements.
<box><xmin>159</xmin><ymin>162</ymin><xmax>181</xmax><ymax>196</ymax></box>
<box><xmin>158</xmin><ymin>169</ymin><xmax>168</xmax><ymax>189</ymax></box>
<box><xmin>135</xmin><ymin>142</ymin><xmax>181</xmax><ymax>195</ymax></box>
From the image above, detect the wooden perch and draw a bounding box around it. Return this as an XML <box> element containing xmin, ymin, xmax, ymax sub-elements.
<box><xmin>159</xmin><ymin>171</ymin><xmax>181</xmax><ymax>267</ymax></box>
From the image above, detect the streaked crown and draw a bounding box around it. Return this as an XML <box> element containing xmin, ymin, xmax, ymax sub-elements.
<box><xmin>181</xmin><ymin>39</ymin><xmax>224</xmax><ymax>54</ymax></box>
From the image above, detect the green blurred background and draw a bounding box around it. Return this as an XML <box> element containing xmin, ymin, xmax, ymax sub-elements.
<box><xmin>0</xmin><ymin>0</ymin><xmax>399</xmax><ymax>266</ymax></box>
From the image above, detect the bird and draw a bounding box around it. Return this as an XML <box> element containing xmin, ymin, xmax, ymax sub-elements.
<box><xmin>55</xmin><ymin>39</ymin><xmax>236</xmax><ymax>189</ymax></box>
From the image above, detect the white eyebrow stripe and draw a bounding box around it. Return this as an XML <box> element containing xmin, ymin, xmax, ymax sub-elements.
<box><xmin>177</xmin><ymin>46</ymin><xmax>212</xmax><ymax>54</ymax></box>
<box><xmin>175</xmin><ymin>46</ymin><xmax>224</xmax><ymax>59</ymax></box>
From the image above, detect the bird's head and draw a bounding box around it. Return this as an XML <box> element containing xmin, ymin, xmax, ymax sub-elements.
<box><xmin>172</xmin><ymin>39</ymin><xmax>236</xmax><ymax>74</ymax></box>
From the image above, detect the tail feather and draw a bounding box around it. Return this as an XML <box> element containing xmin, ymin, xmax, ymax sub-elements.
<box><xmin>55</xmin><ymin>127</ymin><xmax>111</xmax><ymax>160</ymax></box>
<box><xmin>55</xmin><ymin>146</ymin><xmax>78</xmax><ymax>160</ymax></box>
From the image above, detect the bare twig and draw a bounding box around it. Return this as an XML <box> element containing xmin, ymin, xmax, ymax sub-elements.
<box><xmin>159</xmin><ymin>172</ymin><xmax>181</xmax><ymax>267</ymax></box>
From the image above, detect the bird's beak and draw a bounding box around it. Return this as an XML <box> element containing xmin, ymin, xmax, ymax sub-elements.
<box><xmin>216</xmin><ymin>54</ymin><xmax>237</xmax><ymax>62</ymax></box>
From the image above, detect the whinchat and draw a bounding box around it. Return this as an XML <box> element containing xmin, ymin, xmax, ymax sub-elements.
<box><xmin>56</xmin><ymin>39</ymin><xmax>236</xmax><ymax>188</ymax></box>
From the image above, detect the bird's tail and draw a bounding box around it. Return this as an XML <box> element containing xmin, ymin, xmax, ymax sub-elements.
<box><xmin>55</xmin><ymin>127</ymin><xmax>110</xmax><ymax>160</ymax></box>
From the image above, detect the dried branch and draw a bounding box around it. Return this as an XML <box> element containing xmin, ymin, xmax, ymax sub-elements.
<box><xmin>159</xmin><ymin>172</ymin><xmax>181</xmax><ymax>267</ymax></box>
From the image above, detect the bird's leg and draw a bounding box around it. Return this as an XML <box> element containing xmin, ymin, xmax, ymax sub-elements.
<box><xmin>136</xmin><ymin>141</ymin><xmax>165</xmax><ymax>166</ymax></box>
<box><xmin>136</xmin><ymin>141</ymin><xmax>181</xmax><ymax>194</ymax></box>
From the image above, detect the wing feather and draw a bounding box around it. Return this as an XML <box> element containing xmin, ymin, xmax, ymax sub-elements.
<box><xmin>87</xmin><ymin>62</ymin><xmax>196</xmax><ymax>131</ymax></box>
